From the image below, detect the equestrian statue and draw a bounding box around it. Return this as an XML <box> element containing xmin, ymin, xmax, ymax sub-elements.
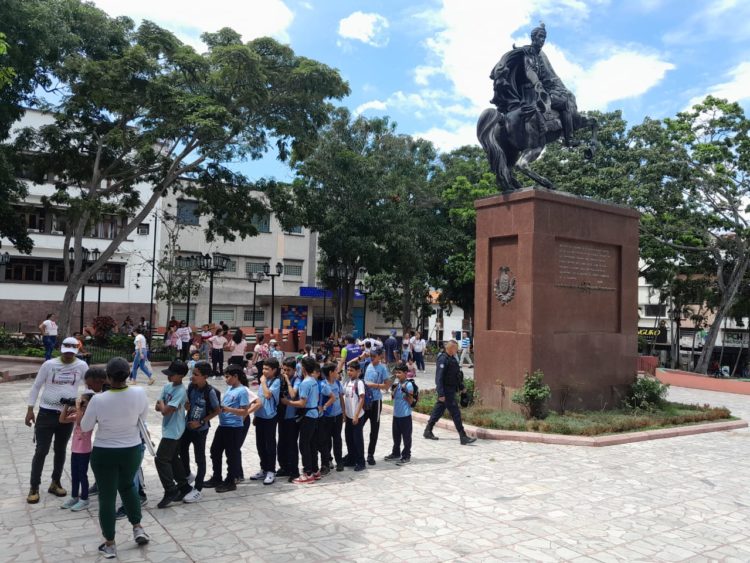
<box><xmin>477</xmin><ymin>23</ymin><xmax>598</xmax><ymax>192</ymax></box>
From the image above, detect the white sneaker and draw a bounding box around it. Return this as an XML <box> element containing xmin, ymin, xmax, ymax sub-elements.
<box><xmin>187</xmin><ymin>472</ymin><xmax>196</xmax><ymax>485</ymax></box>
<box><xmin>263</xmin><ymin>472</ymin><xmax>275</xmax><ymax>485</ymax></box>
<box><xmin>70</xmin><ymin>498</ymin><xmax>90</xmax><ymax>511</ymax></box>
<box><xmin>182</xmin><ymin>488</ymin><xmax>202</xmax><ymax>503</ymax></box>
<box><xmin>249</xmin><ymin>470</ymin><xmax>266</xmax><ymax>481</ymax></box>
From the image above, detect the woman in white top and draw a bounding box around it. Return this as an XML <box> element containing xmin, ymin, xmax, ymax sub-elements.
<box><xmin>227</xmin><ymin>329</ymin><xmax>248</xmax><ymax>368</ymax></box>
<box><xmin>411</xmin><ymin>331</ymin><xmax>427</xmax><ymax>372</ymax></box>
<box><xmin>175</xmin><ymin>321</ymin><xmax>192</xmax><ymax>362</ymax></box>
<box><xmin>129</xmin><ymin>327</ymin><xmax>154</xmax><ymax>385</ymax></box>
<box><xmin>80</xmin><ymin>357</ymin><xmax>151</xmax><ymax>558</ymax></box>
<box><xmin>39</xmin><ymin>313</ymin><xmax>58</xmax><ymax>361</ymax></box>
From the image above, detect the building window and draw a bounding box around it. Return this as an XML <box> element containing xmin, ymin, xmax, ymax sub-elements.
<box><xmin>251</xmin><ymin>213</ymin><xmax>271</xmax><ymax>233</ymax></box>
<box><xmin>137</xmin><ymin>223</ymin><xmax>150</xmax><ymax>235</ymax></box>
<box><xmin>4</xmin><ymin>259</ymin><xmax>43</xmax><ymax>282</ymax></box>
<box><xmin>225</xmin><ymin>259</ymin><xmax>237</xmax><ymax>273</ymax></box>
<box><xmin>173</xmin><ymin>305</ymin><xmax>197</xmax><ymax>322</ymax></box>
<box><xmin>212</xmin><ymin>309</ymin><xmax>235</xmax><ymax>322</ymax></box>
<box><xmin>644</xmin><ymin>304</ymin><xmax>667</xmax><ymax>318</ymax></box>
<box><xmin>286</xmin><ymin>225</ymin><xmax>303</xmax><ymax>235</ymax></box>
<box><xmin>245</xmin><ymin>261</ymin><xmax>267</xmax><ymax>274</ymax></box>
<box><xmin>24</xmin><ymin>208</ymin><xmax>46</xmax><ymax>232</ymax></box>
<box><xmin>176</xmin><ymin>200</ymin><xmax>200</xmax><ymax>226</ymax></box>
<box><xmin>48</xmin><ymin>261</ymin><xmax>67</xmax><ymax>283</ymax></box>
<box><xmin>243</xmin><ymin>309</ymin><xmax>265</xmax><ymax>323</ymax></box>
<box><xmin>88</xmin><ymin>216</ymin><xmax>121</xmax><ymax>239</ymax></box>
<box><xmin>284</xmin><ymin>261</ymin><xmax>303</xmax><ymax>277</ymax></box>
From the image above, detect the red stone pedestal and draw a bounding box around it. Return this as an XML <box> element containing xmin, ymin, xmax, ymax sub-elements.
<box><xmin>474</xmin><ymin>188</ymin><xmax>639</xmax><ymax>411</ymax></box>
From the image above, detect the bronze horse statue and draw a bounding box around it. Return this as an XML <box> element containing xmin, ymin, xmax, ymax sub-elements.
<box><xmin>477</xmin><ymin>23</ymin><xmax>598</xmax><ymax>192</ymax></box>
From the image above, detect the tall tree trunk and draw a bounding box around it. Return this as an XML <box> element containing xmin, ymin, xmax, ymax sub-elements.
<box><xmin>57</xmin><ymin>276</ymin><xmax>85</xmax><ymax>340</ymax></box>
<box><xmin>341</xmin><ymin>280</ymin><xmax>355</xmax><ymax>335</ymax></box>
<box><xmin>696</xmin><ymin>257</ymin><xmax>750</xmax><ymax>374</ymax></box>
<box><xmin>731</xmin><ymin>332</ymin><xmax>744</xmax><ymax>377</ymax></box>
<box><xmin>400</xmin><ymin>276</ymin><xmax>412</xmax><ymax>331</ymax></box>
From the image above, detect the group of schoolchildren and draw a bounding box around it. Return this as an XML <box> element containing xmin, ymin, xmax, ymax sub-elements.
<box><xmin>146</xmin><ymin>339</ymin><xmax>417</xmax><ymax>508</ymax></box>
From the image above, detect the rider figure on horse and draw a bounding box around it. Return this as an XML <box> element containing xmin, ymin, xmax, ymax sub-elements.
<box><xmin>490</xmin><ymin>22</ymin><xmax>579</xmax><ymax>148</ymax></box>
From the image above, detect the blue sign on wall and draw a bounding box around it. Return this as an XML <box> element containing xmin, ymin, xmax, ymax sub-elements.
<box><xmin>299</xmin><ymin>287</ymin><xmax>364</xmax><ymax>299</ymax></box>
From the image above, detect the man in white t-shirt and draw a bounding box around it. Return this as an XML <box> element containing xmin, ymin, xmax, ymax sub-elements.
<box><xmin>175</xmin><ymin>321</ymin><xmax>192</xmax><ymax>362</ymax></box>
<box><xmin>39</xmin><ymin>313</ymin><xmax>58</xmax><ymax>361</ymax></box>
<box><xmin>25</xmin><ymin>337</ymin><xmax>88</xmax><ymax>504</ymax></box>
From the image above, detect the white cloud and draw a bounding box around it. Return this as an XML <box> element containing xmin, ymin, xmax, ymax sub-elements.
<box><xmin>414</xmin><ymin>65</ymin><xmax>440</xmax><ymax>86</ymax></box>
<box><xmin>355</xmin><ymin>100</ymin><xmax>387</xmax><ymax>114</ymax></box>
<box><xmin>300</xmin><ymin>1</ymin><xmax>313</xmax><ymax>9</ymax></box>
<box><xmin>337</xmin><ymin>12</ymin><xmax>389</xmax><ymax>47</ymax></box>
<box><xmin>687</xmin><ymin>61</ymin><xmax>750</xmax><ymax>109</ymax></box>
<box><xmin>92</xmin><ymin>0</ymin><xmax>294</xmax><ymax>49</ymax></box>
<box><xmin>413</xmin><ymin>123</ymin><xmax>478</xmax><ymax>151</ymax></box>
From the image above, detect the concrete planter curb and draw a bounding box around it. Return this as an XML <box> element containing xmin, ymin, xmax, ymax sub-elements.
<box><xmin>382</xmin><ymin>404</ymin><xmax>748</xmax><ymax>447</ymax></box>
<box><xmin>656</xmin><ymin>368</ymin><xmax>750</xmax><ymax>396</ymax></box>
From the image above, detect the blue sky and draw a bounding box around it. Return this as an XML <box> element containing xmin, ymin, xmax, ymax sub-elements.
<box><xmin>92</xmin><ymin>0</ymin><xmax>750</xmax><ymax>181</ymax></box>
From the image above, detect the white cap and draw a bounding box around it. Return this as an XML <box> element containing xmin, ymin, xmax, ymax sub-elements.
<box><xmin>269</xmin><ymin>339</ymin><xmax>278</xmax><ymax>344</ymax></box>
<box><xmin>60</xmin><ymin>337</ymin><xmax>79</xmax><ymax>354</ymax></box>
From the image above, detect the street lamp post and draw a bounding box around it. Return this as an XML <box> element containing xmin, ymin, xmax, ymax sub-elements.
<box><xmin>70</xmin><ymin>247</ymin><xmax>99</xmax><ymax>333</ymax></box>
<box><xmin>95</xmin><ymin>269</ymin><xmax>113</xmax><ymax>316</ymax></box>
<box><xmin>263</xmin><ymin>261</ymin><xmax>284</xmax><ymax>331</ymax></box>
<box><xmin>199</xmin><ymin>253</ymin><xmax>231</xmax><ymax>323</ymax></box>
<box><xmin>356</xmin><ymin>279</ymin><xmax>370</xmax><ymax>338</ymax></box>
<box><xmin>246</xmin><ymin>271</ymin><xmax>267</xmax><ymax>328</ymax></box>
<box><xmin>175</xmin><ymin>255</ymin><xmax>197</xmax><ymax>326</ymax></box>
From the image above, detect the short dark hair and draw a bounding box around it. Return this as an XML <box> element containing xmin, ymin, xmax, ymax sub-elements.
<box><xmin>300</xmin><ymin>356</ymin><xmax>317</xmax><ymax>375</ymax></box>
<box><xmin>193</xmin><ymin>361</ymin><xmax>212</xmax><ymax>378</ymax></box>
<box><xmin>345</xmin><ymin>334</ymin><xmax>355</xmax><ymax>343</ymax></box>
<box><xmin>264</xmin><ymin>358</ymin><xmax>280</xmax><ymax>374</ymax></box>
<box><xmin>347</xmin><ymin>361</ymin><xmax>361</xmax><ymax>371</ymax></box>
<box><xmin>394</xmin><ymin>362</ymin><xmax>408</xmax><ymax>373</ymax></box>
<box><xmin>106</xmin><ymin>357</ymin><xmax>131</xmax><ymax>383</ymax></box>
<box><xmin>84</xmin><ymin>367</ymin><xmax>107</xmax><ymax>381</ymax></box>
<box><xmin>282</xmin><ymin>357</ymin><xmax>297</xmax><ymax>369</ymax></box>
<box><xmin>232</xmin><ymin>329</ymin><xmax>244</xmax><ymax>344</ymax></box>
<box><xmin>321</xmin><ymin>363</ymin><xmax>337</xmax><ymax>378</ymax></box>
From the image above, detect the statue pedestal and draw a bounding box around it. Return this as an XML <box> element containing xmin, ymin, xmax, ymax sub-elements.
<box><xmin>473</xmin><ymin>188</ymin><xmax>639</xmax><ymax>411</ymax></box>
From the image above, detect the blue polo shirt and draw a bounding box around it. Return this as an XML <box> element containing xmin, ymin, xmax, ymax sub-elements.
<box><xmin>364</xmin><ymin>362</ymin><xmax>389</xmax><ymax>402</ymax></box>
<box><xmin>160</xmin><ymin>383</ymin><xmax>187</xmax><ymax>440</ymax></box>
<box><xmin>322</xmin><ymin>379</ymin><xmax>343</xmax><ymax>417</ymax></box>
<box><xmin>219</xmin><ymin>385</ymin><xmax>249</xmax><ymax>427</ymax></box>
<box><xmin>393</xmin><ymin>381</ymin><xmax>414</xmax><ymax>418</ymax></box>
<box><xmin>255</xmin><ymin>377</ymin><xmax>281</xmax><ymax>419</ymax></box>
<box><xmin>298</xmin><ymin>376</ymin><xmax>319</xmax><ymax>419</ymax></box>
<box><xmin>284</xmin><ymin>376</ymin><xmax>302</xmax><ymax>419</ymax></box>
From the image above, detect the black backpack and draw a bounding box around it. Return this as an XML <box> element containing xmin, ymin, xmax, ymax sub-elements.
<box><xmin>392</xmin><ymin>379</ymin><xmax>419</xmax><ymax>407</ymax></box>
<box><xmin>188</xmin><ymin>382</ymin><xmax>220</xmax><ymax>412</ymax></box>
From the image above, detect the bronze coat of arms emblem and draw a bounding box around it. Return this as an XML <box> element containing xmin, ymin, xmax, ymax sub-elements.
<box><xmin>494</xmin><ymin>266</ymin><xmax>516</xmax><ymax>305</ymax></box>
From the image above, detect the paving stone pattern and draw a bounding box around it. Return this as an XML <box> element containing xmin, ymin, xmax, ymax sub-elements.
<box><xmin>1</xmin><ymin>368</ymin><xmax>749</xmax><ymax>562</ymax></box>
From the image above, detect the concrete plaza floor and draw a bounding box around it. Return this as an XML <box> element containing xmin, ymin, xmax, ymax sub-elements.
<box><xmin>1</xmin><ymin>370</ymin><xmax>749</xmax><ymax>562</ymax></box>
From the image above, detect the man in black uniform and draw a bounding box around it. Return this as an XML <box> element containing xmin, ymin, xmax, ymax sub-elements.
<box><xmin>423</xmin><ymin>340</ymin><xmax>476</xmax><ymax>445</ymax></box>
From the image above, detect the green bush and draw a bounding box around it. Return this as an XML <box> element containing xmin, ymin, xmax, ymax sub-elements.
<box><xmin>462</xmin><ymin>378</ymin><xmax>478</xmax><ymax>407</ymax></box>
<box><xmin>624</xmin><ymin>376</ymin><xmax>669</xmax><ymax>412</ymax></box>
<box><xmin>512</xmin><ymin>370</ymin><xmax>551</xmax><ymax>420</ymax></box>
<box><xmin>21</xmin><ymin>347</ymin><xmax>46</xmax><ymax>358</ymax></box>
<box><xmin>107</xmin><ymin>334</ymin><xmax>133</xmax><ymax>349</ymax></box>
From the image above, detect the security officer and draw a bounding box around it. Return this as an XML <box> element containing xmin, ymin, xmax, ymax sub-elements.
<box><xmin>423</xmin><ymin>339</ymin><xmax>476</xmax><ymax>445</ymax></box>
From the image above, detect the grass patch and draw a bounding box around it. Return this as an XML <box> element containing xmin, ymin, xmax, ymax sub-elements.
<box><xmin>392</xmin><ymin>389</ymin><xmax>734</xmax><ymax>436</ymax></box>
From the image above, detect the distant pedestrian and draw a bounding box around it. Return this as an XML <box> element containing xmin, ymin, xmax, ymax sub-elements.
<box><xmin>25</xmin><ymin>337</ymin><xmax>87</xmax><ymax>504</ymax></box>
<box><xmin>176</xmin><ymin>321</ymin><xmax>192</xmax><ymax>362</ymax></box>
<box><xmin>130</xmin><ymin>327</ymin><xmax>154</xmax><ymax>385</ymax></box>
<box><xmin>411</xmin><ymin>331</ymin><xmax>426</xmax><ymax>372</ymax></box>
<box><xmin>200</xmin><ymin>324</ymin><xmax>212</xmax><ymax>361</ymax></box>
<box><xmin>39</xmin><ymin>313</ymin><xmax>58</xmax><ymax>361</ymax></box>
<box><xmin>423</xmin><ymin>340</ymin><xmax>476</xmax><ymax>445</ymax></box>
<box><xmin>384</xmin><ymin>329</ymin><xmax>399</xmax><ymax>367</ymax></box>
<box><xmin>208</xmin><ymin>328</ymin><xmax>227</xmax><ymax>378</ymax></box>
<box><xmin>227</xmin><ymin>329</ymin><xmax>248</xmax><ymax>368</ymax></box>
<box><xmin>459</xmin><ymin>331</ymin><xmax>473</xmax><ymax>368</ymax></box>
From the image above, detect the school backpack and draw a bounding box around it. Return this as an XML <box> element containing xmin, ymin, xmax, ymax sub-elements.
<box><xmin>187</xmin><ymin>382</ymin><xmax>220</xmax><ymax>416</ymax></box>
<box><xmin>357</xmin><ymin>374</ymin><xmax>374</xmax><ymax>409</ymax></box>
<box><xmin>406</xmin><ymin>378</ymin><xmax>419</xmax><ymax>407</ymax></box>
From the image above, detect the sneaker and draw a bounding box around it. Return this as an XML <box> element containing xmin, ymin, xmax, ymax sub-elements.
<box><xmin>367</xmin><ymin>456</ymin><xmax>376</xmax><ymax>466</ymax></box>
<box><xmin>354</xmin><ymin>465</ymin><xmax>366</xmax><ymax>472</ymax></box>
<box><xmin>70</xmin><ymin>498</ymin><xmax>90</xmax><ymax>512</ymax></box>
<box><xmin>215</xmin><ymin>481</ymin><xmax>237</xmax><ymax>493</ymax></box>
<box><xmin>275</xmin><ymin>469</ymin><xmax>291</xmax><ymax>477</ymax></box>
<box><xmin>320</xmin><ymin>465</ymin><xmax>331</xmax><ymax>476</ymax></box>
<box><xmin>312</xmin><ymin>471</ymin><xmax>322</xmax><ymax>480</ymax></box>
<box><xmin>148</xmin><ymin>377</ymin><xmax>155</xmax><ymax>385</ymax></box>
<box><xmin>263</xmin><ymin>472</ymin><xmax>275</xmax><ymax>485</ymax></box>
<box><xmin>98</xmin><ymin>543</ymin><xmax>117</xmax><ymax>559</ymax></box>
<box><xmin>202</xmin><ymin>476</ymin><xmax>222</xmax><ymax>488</ymax></box>
<box><xmin>176</xmin><ymin>484</ymin><xmax>193</xmax><ymax>501</ymax></box>
<box><xmin>187</xmin><ymin>472</ymin><xmax>196</xmax><ymax>485</ymax></box>
<box><xmin>115</xmin><ymin>505</ymin><xmax>128</xmax><ymax>520</ymax></box>
<box><xmin>249</xmin><ymin>470</ymin><xmax>266</xmax><ymax>481</ymax></box>
<box><xmin>460</xmin><ymin>433</ymin><xmax>477</xmax><ymax>445</ymax></box>
<box><xmin>61</xmin><ymin>497</ymin><xmax>78</xmax><ymax>509</ymax></box>
<box><xmin>133</xmin><ymin>526</ymin><xmax>150</xmax><ymax>546</ymax></box>
<box><xmin>397</xmin><ymin>457</ymin><xmax>411</xmax><ymax>465</ymax></box>
<box><xmin>89</xmin><ymin>483</ymin><xmax>98</xmax><ymax>496</ymax></box>
<box><xmin>384</xmin><ymin>454</ymin><xmax>401</xmax><ymax>462</ymax></box>
<box><xmin>48</xmin><ymin>481</ymin><xmax>67</xmax><ymax>497</ymax></box>
<box><xmin>292</xmin><ymin>474</ymin><xmax>315</xmax><ymax>484</ymax></box>
<box><xmin>157</xmin><ymin>491</ymin><xmax>178</xmax><ymax>509</ymax></box>
<box><xmin>287</xmin><ymin>473</ymin><xmax>300</xmax><ymax>483</ymax></box>
<box><xmin>182</xmin><ymin>488</ymin><xmax>202</xmax><ymax>503</ymax></box>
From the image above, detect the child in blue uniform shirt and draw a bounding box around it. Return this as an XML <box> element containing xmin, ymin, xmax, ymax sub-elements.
<box><xmin>384</xmin><ymin>363</ymin><xmax>414</xmax><ymax>465</ymax></box>
<box><xmin>278</xmin><ymin>357</ymin><xmax>302</xmax><ymax>481</ymax></box>
<box><xmin>288</xmin><ymin>357</ymin><xmax>320</xmax><ymax>484</ymax></box>
<box><xmin>250</xmin><ymin>358</ymin><xmax>281</xmax><ymax>485</ymax></box>
<box><xmin>317</xmin><ymin>363</ymin><xmax>343</xmax><ymax>474</ymax></box>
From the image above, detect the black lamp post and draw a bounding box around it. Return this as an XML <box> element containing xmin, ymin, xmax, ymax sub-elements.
<box><xmin>70</xmin><ymin>246</ymin><xmax>98</xmax><ymax>333</ymax></box>
<box><xmin>199</xmin><ymin>253</ymin><xmax>230</xmax><ymax>323</ymax></box>
<box><xmin>263</xmin><ymin>261</ymin><xmax>284</xmax><ymax>331</ymax></box>
<box><xmin>246</xmin><ymin>271</ymin><xmax>267</xmax><ymax>328</ymax></box>
<box><xmin>175</xmin><ymin>255</ymin><xmax>197</xmax><ymax>326</ymax></box>
<box><xmin>357</xmin><ymin>278</ymin><xmax>370</xmax><ymax>337</ymax></box>
<box><xmin>95</xmin><ymin>269</ymin><xmax>113</xmax><ymax>316</ymax></box>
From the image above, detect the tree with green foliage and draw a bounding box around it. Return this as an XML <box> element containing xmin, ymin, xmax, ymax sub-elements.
<box><xmin>6</xmin><ymin>3</ymin><xmax>348</xmax><ymax>337</ymax></box>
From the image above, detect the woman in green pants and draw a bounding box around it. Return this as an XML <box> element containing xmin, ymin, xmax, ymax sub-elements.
<box><xmin>81</xmin><ymin>357</ymin><xmax>151</xmax><ymax>559</ymax></box>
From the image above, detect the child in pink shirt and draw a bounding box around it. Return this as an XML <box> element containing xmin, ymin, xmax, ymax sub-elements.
<box><xmin>406</xmin><ymin>358</ymin><xmax>417</xmax><ymax>380</ymax></box>
<box><xmin>59</xmin><ymin>392</ymin><xmax>94</xmax><ymax>511</ymax></box>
